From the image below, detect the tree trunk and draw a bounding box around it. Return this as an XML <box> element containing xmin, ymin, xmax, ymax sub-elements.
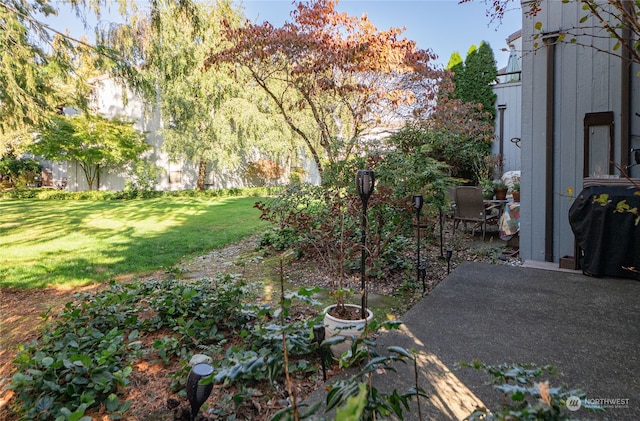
<box><xmin>197</xmin><ymin>158</ymin><xmax>207</xmax><ymax>190</ymax></box>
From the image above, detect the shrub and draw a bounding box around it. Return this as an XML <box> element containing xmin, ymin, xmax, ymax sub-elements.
<box><xmin>255</xmin><ymin>181</ymin><xmax>415</xmax><ymax>284</ymax></box>
<box><xmin>7</xmin><ymin>276</ymin><xmax>253</xmax><ymax>419</ymax></box>
<box><xmin>0</xmin><ymin>187</ymin><xmax>283</xmax><ymax>201</ymax></box>
<box><xmin>244</xmin><ymin>159</ymin><xmax>284</xmax><ymax>186</ymax></box>
<box><xmin>0</xmin><ymin>156</ymin><xmax>42</xmax><ymax>188</ymax></box>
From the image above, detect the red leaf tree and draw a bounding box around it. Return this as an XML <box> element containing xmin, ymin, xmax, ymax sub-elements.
<box><xmin>206</xmin><ymin>0</ymin><xmax>446</xmax><ymax>179</ymax></box>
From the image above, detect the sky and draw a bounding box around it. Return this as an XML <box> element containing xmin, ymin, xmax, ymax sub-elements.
<box><xmin>45</xmin><ymin>0</ymin><xmax>522</xmax><ymax>70</ymax></box>
<box><xmin>238</xmin><ymin>0</ymin><xmax>522</xmax><ymax>69</ymax></box>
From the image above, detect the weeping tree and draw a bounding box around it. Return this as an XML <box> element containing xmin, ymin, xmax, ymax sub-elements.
<box><xmin>105</xmin><ymin>0</ymin><xmax>294</xmax><ymax>190</ymax></box>
<box><xmin>32</xmin><ymin>114</ymin><xmax>149</xmax><ymax>190</ymax></box>
<box><xmin>0</xmin><ymin>0</ymin><xmax>142</xmax><ymax>155</ymax></box>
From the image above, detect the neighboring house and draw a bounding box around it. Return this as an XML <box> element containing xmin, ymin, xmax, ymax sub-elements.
<box><xmin>493</xmin><ymin>30</ymin><xmax>522</xmax><ymax>174</ymax></box>
<box><xmin>519</xmin><ymin>0</ymin><xmax>640</xmax><ymax>266</ymax></box>
<box><xmin>46</xmin><ymin>74</ymin><xmax>321</xmax><ymax>191</ymax></box>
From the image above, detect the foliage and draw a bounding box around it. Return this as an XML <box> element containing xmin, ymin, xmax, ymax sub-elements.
<box><xmin>0</xmin><ymin>186</ymin><xmax>281</xmax><ymax>200</ymax></box>
<box><xmin>512</xmin><ymin>182</ymin><xmax>521</xmax><ymax>192</ymax></box>
<box><xmin>379</xmin><ymin>126</ymin><xmax>458</xmax><ymax>203</ymax></box>
<box><xmin>472</xmin><ymin>153</ymin><xmax>503</xmax><ymax>185</ymax></box>
<box><xmin>7</xmin><ymin>276</ymin><xmax>252</xmax><ymax>419</ymax></box>
<box><xmin>255</xmin><ymin>180</ymin><xmax>416</xmax><ymax>291</ymax></box>
<box><xmin>454</xmin><ymin>42</ymin><xmax>498</xmax><ymax>121</ymax></box>
<box><xmin>124</xmin><ymin>160</ymin><xmax>161</xmax><ymax>192</ymax></box>
<box><xmin>289</xmin><ymin>167</ymin><xmax>307</xmax><ymax>184</ymax></box>
<box><xmin>470</xmin><ymin>0</ymin><xmax>640</xmax><ymax>67</ymax></box>
<box><xmin>324</xmin><ymin>320</ymin><xmax>427</xmax><ymax>420</ymax></box>
<box><xmin>259</xmin><ymin>227</ymin><xmax>299</xmax><ymax>251</ymax></box>
<box><xmin>459</xmin><ymin>361</ymin><xmax>604</xmax><ymax>420</ymax></box>
<box><xmin>208</xmin><ymin>0</ymin><xmax>445</xmax><ymax>179</ymax></box>
<box><xmin>0</xmin><ymin>155</ymin><xmax>42</xmax><ymax>188</ymax></box>
<box><xmin>0</xmin><ymin>0</ymin><xmax>144</xmax><ymax>156</ymax></box>
<box><xmin>387</xmin><ymin>125</ymin><xmax>491</xmax><ymax>181</ymax></box>
<box><xmin>0</xmin><ymin>0</ymin><xmax>61</xmax><ymax>140</ymax></box>
<box><xmin>31</xmin><ymin>113</ymin><xmax>149</xmax><ymax>190</ymax></box>
<box><xmin>245</xmin><ymin>159</ymin><xmax>285</xmax><ymax>186</ymax></box>
<box><xmin>107</xmin><ymin>0</ymin><xmax>293</xmax><ymax>190</ymax></box>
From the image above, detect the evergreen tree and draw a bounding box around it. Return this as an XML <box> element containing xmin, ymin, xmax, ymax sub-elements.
<box><xmin>445</xmin><ymin>42</ymin><xmax>497</xmax><ymax>121</ymax></box>
<box><xmin>446</xmin><ymin>51</ymin><xmax>464</xmax><ymax>101</ymax></box>
<box><xmin>463</xmin><ymin>42</ymin><xmax>498</xmax><ymax>120</ymax></box>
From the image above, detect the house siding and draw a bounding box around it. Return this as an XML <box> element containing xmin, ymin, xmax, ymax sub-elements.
<box><xmin>492</xmin><ymin>82</ymin><xmax>522</xmax><ymax>173</ymax></box>
<box><xmin>521</xmin><ymin>0</ymin><xmax>630</xmax><ymax>264</ymax></box>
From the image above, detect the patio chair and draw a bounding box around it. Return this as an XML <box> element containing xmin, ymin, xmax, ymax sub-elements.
<box><xmin>453</xmin><ymin>186</ymin><xmax>499</xmax><ymax>241</ymax></box>
<box><xmin>446</xmin><ymin>187</ymin><xmax>457</xmax><ymax>219</ymax></box>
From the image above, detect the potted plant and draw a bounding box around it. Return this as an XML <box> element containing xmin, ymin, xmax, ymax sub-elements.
<box><xmin>494</xmin><ymin>181</ymin><xmax>509</xmax><ymax>200</ymax></box>
<box><xmin>323</xmin><ymin>288</ymin><xmax>373</xmax><ymax>357</ymax></box>
<box><xmin>511</xmin><ymin>182</ymin><xmax>521</xmax><ymax>202</ymax></box>
<box><xmin>480</xmin><ymin>179</ymin><xmax>495</xmax><ymax>199</ymax></box>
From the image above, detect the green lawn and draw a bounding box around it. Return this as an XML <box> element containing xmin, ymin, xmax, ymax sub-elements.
<box><xmin>0</xmin><ymin>196</ymin><xmax>268</xmax><ymax>288</ymax></box>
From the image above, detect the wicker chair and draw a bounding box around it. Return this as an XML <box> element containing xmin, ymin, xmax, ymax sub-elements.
<box><xmin>452</xmin><ymin>186</ymin><xmax>499</xmax><ymax>241</ymax></box>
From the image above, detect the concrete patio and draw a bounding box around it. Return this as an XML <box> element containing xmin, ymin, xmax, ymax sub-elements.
<box><xmin>309</xmin><ymin>261</ymin><xmax>640</xmax><ymax>420</ymax></box>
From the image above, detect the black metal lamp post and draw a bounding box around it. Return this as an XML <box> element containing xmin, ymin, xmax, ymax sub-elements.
<box><xmin>438</xmin><ymin>191</ymin><xmax>445</xmax><ymax>259</ymax></box>
<box><xmin>356</xmin><ymin>169</ymin><xmax>375</xmax><ymax>319</ymax></box>
<box><xmin>413</xmin><ymin>195</ymin><xmax>426</xmax><ymax>292</ymax></box>
<box><xmin>446</xmin><ymin>246</ymin><xmax>453</xmax><ymax>274</ymax></box>
<box><xmin>186</xmin><ymin>363</ymin><xmax>214</xmax><ymax>421</ymax></box>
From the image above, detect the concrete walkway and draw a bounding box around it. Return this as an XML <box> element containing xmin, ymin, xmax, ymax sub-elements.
<box><xmin>309</xmin><ymin>262</ymin><xmax>640</xmax><ymax>420</ymax></box>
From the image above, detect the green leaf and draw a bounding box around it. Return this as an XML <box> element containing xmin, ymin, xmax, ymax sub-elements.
<box><xmin>580</xmin><ymin>15</ymin><xmax>589</xmax><ymax>23</ymax></box>
<box><xmin>535</xmin><ymin>22</ymin><xmax>543</xmax><ymax>30</ymax></box>
<box><xmin>42</xmin><ymin>356</ymin><xmax>55</xmax><ymax>367</ymax></box>
<box><xmin>511</xmin><ymin>390</ymin><xmax>525</xmax><ymax>401</ymax></box>
<box><xmin>67</xmin><ymin>409</ymin><xmax>86</xmax><ymax>421</ymax></box>
<box><xmin>128</xmin><ymin>330</ymin><xmax>139</xmax><ymax>341</ymax></box>
<box><xmin>387</xmin><ymin>346</ymin><xmax>413</xmax><ymax>358</ymax></box>
<box><xmin>35</xmin><ymin>395</ymin><xmax>54</xmax><ymax>411</ymax></box>
<box><xmin>335</xmin><ymin>383</ymin><xmax>367</xmax><ymax>421</ymax></box>
<box><xmin>105</xmin><ymin>393</ymin><xmax>120</xmax><ymax>412</ymax></box>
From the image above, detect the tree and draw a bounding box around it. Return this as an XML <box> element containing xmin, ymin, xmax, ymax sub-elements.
<box><xmin>207</xmin><ymin>0</ymin><xmax>444</xmax><ymax>179</ymax></box>
<box><xmin>446</xmin><ymin>42</ymin><xmax>497</xmax><ymax>121</ymax></box>
<box><xmin>0</xmin><ymin>154</ymin><xmax>42</xmax><ymax>187</ymax></box>
<box><xmin>463</xmin><ymin>42</ymin><xmax>498</xmax><ymax>120</ymax></box>
<box><xmin>469</xmin><ymin>0</ymin><xmax>640</xmax><ymax>66</ymax></box>
<box><xmin>0</xmin><ymin>0</ymin><xmax>60</xmax><ymax>144</ymax></box>
<box><xmin>106</xmin><ymin>0</ymin><xmax>294</xmax><ymax>190</ymax></box>
<box><xmin>0</xmin><ymin>0</ymin><xmax>143</xmax><ymax>155</ymax></box>
<box><xmin>31</xmin><ymin>113</ymin><xmax>149</xmax><ymax>190</ymax></box>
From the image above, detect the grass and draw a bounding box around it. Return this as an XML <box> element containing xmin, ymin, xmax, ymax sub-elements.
<box><xmin>0</xmin><ymin>196</ymin><xmax>268</xmax><ymax>288</ymax></box>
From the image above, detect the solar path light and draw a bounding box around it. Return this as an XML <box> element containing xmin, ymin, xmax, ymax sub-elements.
<box><xmin>186</xmin><ymin>362</ymin><xmax>214</xmax><ymax>420</ymax></box>
<box><xmin>356</xmin><ymin>169</ymin><xmax>375</xmax><ymax>319</ymax></box>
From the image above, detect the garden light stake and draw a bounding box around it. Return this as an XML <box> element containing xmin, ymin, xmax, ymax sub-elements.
<box><xmin>356</xmin><ymin>169</ymin><xmax>375</xmax><ymax>319</ymax></box>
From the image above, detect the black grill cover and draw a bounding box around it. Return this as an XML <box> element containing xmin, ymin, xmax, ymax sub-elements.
<box><xmin>569</xmin><ymin>185</ymin><xmax>640</xmax><ymax>280</ymax></box>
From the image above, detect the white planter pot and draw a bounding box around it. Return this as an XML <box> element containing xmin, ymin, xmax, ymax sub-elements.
<box><xmin>323</xmin><ymin>304</ymin><xmax>373</xmax><ymax>358</ymax></box>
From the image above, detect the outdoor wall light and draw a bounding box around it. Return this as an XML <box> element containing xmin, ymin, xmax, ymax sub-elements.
<box><xmin>355</xmin><ymin>169</ymin><xmax>375</xmax><ymax>319</ymax></box>
<box><xmin>446</xmin><ymin>246</ymin><xmax>453</xmax><ymax>274</ymax></box>
<box><xmin>628</xmin><ymin>148</ymin><xmax>640</xmax><ymax>170</ymax></box>
<box><xmin>186</xmin><ymin>363</ymin><xmax>214</xmax><ymax>420</ymax></box>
